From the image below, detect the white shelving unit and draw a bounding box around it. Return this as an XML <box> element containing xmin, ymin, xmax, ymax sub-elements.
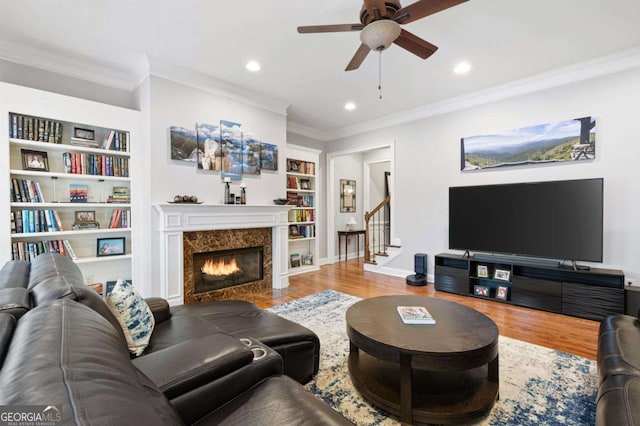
<box><xmin>1</xmin><ymin>83</ymin><xmax>139</xmax><ymax>286</ymax></box>
<box><xmin>286</xmin><ymin>146</ymin><xmax>321</xmax><ymax>275</ymax></box>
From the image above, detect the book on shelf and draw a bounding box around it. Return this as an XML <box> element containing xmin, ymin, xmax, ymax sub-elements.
<box><xmin>397</xmin><ymin>306</ymin><xmax>436</xmax><ymax>324</ymax></box>
<box><xmin>62</xmin><ymin>240</ymin><xmax>77</xmax><ymax>260</ymax></box>
<box><xmin>70</xmin><ymin>137</ymin><xmax>101</xmax><ymax>148</ymax></box>
<box><xmin>11</xmin><ymin>239</ymin><xmax>72</xmax><ymax>261</ymax></box>
<box><xmin>290</xmin><ymin>253</ymin><xmax>301</xmax><ymax>268</ymax></box>
<box><xmin>9</xmin><ymin>113</ymin><xmax>63</xmax><ymax>143</ymax></box>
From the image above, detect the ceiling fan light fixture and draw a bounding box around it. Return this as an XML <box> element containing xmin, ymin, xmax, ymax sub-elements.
<box><xmin>360</xmin><ymin>20</ymin><xmax>401</xmax><ymax>51</ymax></box>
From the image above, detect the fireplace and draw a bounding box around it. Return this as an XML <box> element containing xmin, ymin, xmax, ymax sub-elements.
<box><xmin>193</xmin><ymin>246</ymin><xmax>264</xmax><ymax>294</ymax></box>
<box><xmin>183</xmin><ymin>227</ymin><xmax>272</xmax><ymax>304</ymax></box>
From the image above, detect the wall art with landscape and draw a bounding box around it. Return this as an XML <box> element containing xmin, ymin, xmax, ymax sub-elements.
<box><xmin>461</xmin><ymin>116</ymin><xmax>596</xmax><ymax>171</ymax></box>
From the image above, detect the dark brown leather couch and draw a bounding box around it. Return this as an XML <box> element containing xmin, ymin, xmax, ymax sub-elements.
<box><xmin>0</xmin><ymin>253</ymin><xmax>352</xmax><ymax>425</ymax></box>
<box><xmin>596</xmin><ymin>313</ymin><xmax>640</xmax><ymax>425</ymax></box>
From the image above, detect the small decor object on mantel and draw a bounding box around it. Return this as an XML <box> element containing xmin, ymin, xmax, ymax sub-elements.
<box><xmin>397</xmin><ymin>306</ymin><xmax>435</xmax><ymax>325</ymax></box>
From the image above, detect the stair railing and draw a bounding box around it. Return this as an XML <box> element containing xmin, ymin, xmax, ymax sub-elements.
<box><xmin>364</xmin><ymin>195</ymin><xmax>391</xmax><ymax>264</ymax></box>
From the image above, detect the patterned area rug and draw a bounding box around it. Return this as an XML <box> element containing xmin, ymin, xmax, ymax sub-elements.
<box><xmin>269</xmin><ymin>290</ymin><xmax>597</xmax><ymax>425</ymax></box>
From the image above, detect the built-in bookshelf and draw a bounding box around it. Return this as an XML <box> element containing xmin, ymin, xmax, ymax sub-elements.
<box><xmin>2</xmin><ymin>87</ymin><xmax>138</xmax><ymax>287</ymax></box>
<box><xmin>286</xmin><ymin>146</ymin><xmax>321</xmax><ymax>275</ymax></box>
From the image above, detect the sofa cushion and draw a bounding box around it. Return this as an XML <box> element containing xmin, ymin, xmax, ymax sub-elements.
<box><xmin>0</xmin><ymin>260</ymin><xmax>30</xmax><ymax>290</ymax></box>
<box><xmin>598</xmin><ymin>314</ymin><xmax>640</xmax><ymax>382</ymax></box>
<box><xmin>0</xmin><ymin>287</ymin><xmax>31</xmax><ymax>319</ymax></box>
<box><xmin>596</xmin><ymin>374</ymin><xmax>640</xmax><ymax>426</ymax></box>
<box><xmin>106</xmin><ymin>279</ymin><xmax>155</xmax><ymax>356</ymax></box>
<box><xmin>0</xmin><ymin>299</ymin><xmax>184</xmax><ymax>425</ymax></box>
<box><xmin>0</xmin><ymin>313</ymin><xmax>16</xmax><ymax>367</ymax></box>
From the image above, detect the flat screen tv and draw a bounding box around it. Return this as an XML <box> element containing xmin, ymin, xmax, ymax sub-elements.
<box><xmin>449</xmin><ymin>178</ymin><xmax>603</xmax><ymax>262</ymax></box>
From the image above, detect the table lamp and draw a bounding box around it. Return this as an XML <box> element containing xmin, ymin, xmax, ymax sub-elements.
<box><xmin>346</xmin><ymin>217</ymin><xmax>357</xmax><ymax>231</ymax></box>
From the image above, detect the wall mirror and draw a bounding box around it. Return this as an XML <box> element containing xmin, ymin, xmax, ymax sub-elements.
<box><xmin>340</xmin><ymin>179</ymin><xmax>356</xmax><ymax>213</ymax></box>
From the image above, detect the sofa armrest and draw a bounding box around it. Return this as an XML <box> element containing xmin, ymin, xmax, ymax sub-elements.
<box><xmin>132</xmin><ymin>332</ymin><xmax>254</xmax><ymax>399</ymax></box>
<box><xmin>145</xmin><ymin>297</ymin><xmax>171</xmax><ymax>323</ymax></box>
<box><xmin>0</xmin><ymin>287</ymin><xmax>31</xmax><ymax>320</ymax></box>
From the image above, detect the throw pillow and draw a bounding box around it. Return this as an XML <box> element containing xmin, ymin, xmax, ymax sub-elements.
<box><xmin>105</xmin><ymin>279</ymin><xmax>154</xmax><ymax>356</ymax></box>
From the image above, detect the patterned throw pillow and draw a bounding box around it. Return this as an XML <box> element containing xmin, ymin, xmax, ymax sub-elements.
<box><xmin>105</xmin><ymin>279</ymin><xmax>154</xmax><ymax>356</ymax></box>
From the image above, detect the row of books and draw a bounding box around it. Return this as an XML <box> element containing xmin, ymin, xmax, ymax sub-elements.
<box><xmin>11</xmin><ymin>239</ymin><xmax>76</xmax><ymax>262</ymax></box>
<box><xmin>286</xmin><ymin>159</ymin><xmax>315</xmax><ymax>175</ymax></box>
<box><xmin>286</xmin><ymin>176</ymin><xmax>312</xmax><ymax>191</ymax></box>
<box><xmin>62</xmin><ymin>152</ymin><xmax>129</xmax><ymax>177</ymax></box>
<box><xmin>108</xmin><ymin>209</ymin><xmax>130</xmax><ymax>228</ymax></box>
<box><xmin>10</xmin><ymin>113</ymin><xmax>63</xmax><ymax>144</ymax></box>
<box><xmin>103</xmin><ymin>130</ymin><xmax>130</xmax><ymax>152</ymax></box>
<box><xmin>286</xmin><ymin>192</ymin><xmax>314</xmax><ymax>207</ymax></box>
<box><xmin>289</xmin><ymin>224</ymin><xmax>315</xmax><ymax>239</ymax></box>
<box><xmin>11</xmin><ymin>209</ymin><xmax>63</xmax><ymax>234</ymax></box>
<box><xmin>10</xmin><ymin>178</ymin><xmax>45</xmax><ymax>203</ymax></box>
<box><xmin>288</xmin><ymin>209</ymin><xmax>315</xmax><ymax>223</ymax></box>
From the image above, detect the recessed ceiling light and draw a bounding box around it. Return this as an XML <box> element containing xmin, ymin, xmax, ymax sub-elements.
<box><xmin>454</xmin><ymin>61</ymin><xmax>471</xmax><ymax>74</ymax></box>
<box><xmin>245</xmin><ymin>61</ymin><xmax>261</xmax><ymax>72</ymax></box>
<box><xmin>345</xmin><ymin>102</ymin><xmax>356</xmax><ymax>111</ymax></box>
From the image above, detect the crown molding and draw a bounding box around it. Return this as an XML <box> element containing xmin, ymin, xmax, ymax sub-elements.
<box><xmin>139</xmin><ymin>55</ymin><xmax>289</xmax><ymax>116</ymax></box>
<box><xmin>286</xmin><ymin>121</ymin><xmax>328</xmax><ymax>141</ymax></box>
<box><xmin>0</xmin><ymin>40</ymin><xmax>135</xmax><ymax>91</ymax></box>
<box><xmin>290</xmin><ymin>47</ymin><xmax>640</xmax><ymax>141</ymax></box>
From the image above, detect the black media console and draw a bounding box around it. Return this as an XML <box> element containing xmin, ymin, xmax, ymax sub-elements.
<box><xmin>434</xmin><ymin>253</ymin><xmax>625</xmax><ymax>321</ymax></box>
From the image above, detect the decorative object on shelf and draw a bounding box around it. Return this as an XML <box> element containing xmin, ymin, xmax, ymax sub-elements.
<box><xmin>170</xmin><ymin>126</ymin><xmax>197</xmax><ymax>162</ymax></box>
<box><xmin>273</xmin><ymin>198</ymin><xmax>290</xmax><ymax>205</ymax></box>
<box><xmin>477</xmin><ymin>264</ymin><xmax>488</xmax><ymax>278</ymax></box>
<box><xmin>302</xmin><ymin>253</ymin><xmax>313</xmax><ymax>266</ymax></box>
<box><xmin>340</xmin><ymin>179</ymin><xmax>356</xmax><ymax>213</ymax></box>
<box><xmin>220</xmin><ymin>120</ymin><xmax>243</xmax><ymax>180</ymax></box>
<box><xmin>196</xmin><ymin>122</ymin><xmax>221</xmax><ymax>171</ymax></box>
<box><xmin>300</xmin><ymin>178</ymin><xmax>311</xmax><ymax>190</ymax></box>
<box><xmin>74</xmin><ymin>127</ymin><xmax>95</xmax><ymax>140</ymax></box>
<box><xmin>97</xmin><ymin>237</ymin><xmax>126</xmax><ymax>257</ymax></box>
<box><xmin>346</xmin><ymin>217</ymin><xmax>357</xmax><ymax>231</ymax></box>
<box><xmin>496</xmin><ymin>285</ymin><xmax>509</xmax><ymax>300</ymax></box>
<box><xmin>474</xmin><ymin>285</ymin><xmax>490</xmax><ymax>297</ymax></box>
<box><xmin>21</xmin><ymin>149</ymin><xmax>49</xmax><ymax>172</ymax></box>
<box><xmin>494</xmin><ymin>269</ymin><xmax>511</xmax><ymax>281</ymax></box>
<box><xmin>289</xmin><ymin>224</ymin><xmax>303</xmax><ymax>239</ymax></box>
<box><xmin>461</xmin><ymin>116</ymin><xmax>596</xmax><ymax>171</ymax></box>
<box><xmin>260</xmin><ymin>142</ymin><xmax>278</xmax><ymax>171</ymax></box>
<box><xmin>74</xmin><ymin>210</ymin><xmax>97</xmax><ymax>225</ymax></box>
<box><xmin>240</xmin><ymin>183</ymin><xmax>247</xmax><ymax>204</ymax></box>
<box><xmin>69</xmin><ymin>183</ymin><xmax>88</xmax><ymax>203</ymax></box>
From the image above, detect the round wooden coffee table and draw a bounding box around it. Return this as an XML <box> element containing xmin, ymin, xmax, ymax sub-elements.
<box><xmin>346</xmin><ymin>295</ymin><xmax>499</xmax><ymax>425</ymax></box>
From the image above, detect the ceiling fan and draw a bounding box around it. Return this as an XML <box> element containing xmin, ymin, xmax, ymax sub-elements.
<box><xmin>297</xmin><ymin>0</ymin><xmax>468</xmax><ymax>71</ymax></box>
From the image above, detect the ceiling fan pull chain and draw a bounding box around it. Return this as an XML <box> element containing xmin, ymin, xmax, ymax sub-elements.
<box><xmin>378</xmin><ymin>50</ymin><xmax>383</xmax><ymax>100</ymax></box>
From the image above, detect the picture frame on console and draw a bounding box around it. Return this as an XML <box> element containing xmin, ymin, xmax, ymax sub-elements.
<box><xmin>496</xmin><ymin>285</ymin><xmax>509</xmax><ymax>300</ymax></box>
<box><xmin>477</xmin><ymin>265</ymin><xmax>488</xmax><ymax>278</ymax></box>
<box><xmin>474</xmin><ymin>285</ymin><xmax>489</xmax><ymax>297</ymax></box>
<box><xmin>494</xmin><ymin>269</ymin><xmax>511</xmax><ymax>281</ymax></box>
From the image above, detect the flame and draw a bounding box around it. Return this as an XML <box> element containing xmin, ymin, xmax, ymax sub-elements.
<box><xmin>201</xmin><ymin>257</ymin><xmax>241</xmax><ymax>276</ymax></box>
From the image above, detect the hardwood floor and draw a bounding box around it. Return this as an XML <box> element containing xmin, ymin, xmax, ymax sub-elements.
<box><xmin>244</xmin><ymin>258</ymin><xmax>600</xmax><ymax>360</ymax></box>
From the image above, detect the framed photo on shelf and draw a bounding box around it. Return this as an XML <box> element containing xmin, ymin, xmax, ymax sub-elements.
<box><xmin>74</xmin><ymin>210</ymin><xmax>96</xmax><ymax>224</ymax></box>
<box><xmin>477</xmin><ymin>265</ymin><xmax>488</xmax><ymax>278</ymax></box>
<box><xmin>496</xmin><ymin>285</ymin><xmax>509</xmax><ymax>300</ymax></box>
<box><xmin>74</xmin><ymin>127</ymin><xmax>95</xmax><ymax>140</ymax></box>
<box><xmin>97</xmin><ymin>237</ymin><xmax>125</xmax><ymax>257</ymax></box>
<box><xmin>494</xmin><ymin>269</ymin><xmax>511</xmax><ymax>281</ymax></box>
<box><xmin>474</xmin><ymin>285</ymin><xmax>489</xmax><ymax>297</ymax></box>
<box><xmin>300</xmin><ymin>179</ymin><xmax>311</xmax><ymax>190</ymax></box>
<box><xmin>21</xmin><ymin>149</ymin><xmax>49</xmax><ymax>172</ymax></box>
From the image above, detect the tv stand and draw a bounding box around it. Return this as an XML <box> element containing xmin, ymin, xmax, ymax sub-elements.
<box><xmin>434</xmin><ymin>253</ymin><xmax>624</xmax><ymax>321</ymax></box>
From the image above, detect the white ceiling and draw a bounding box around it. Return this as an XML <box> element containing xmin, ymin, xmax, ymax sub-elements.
<box><xmin>0</xmin><ymin>0</ymin><xmax>639</xmax><ymax>138</ymax></box>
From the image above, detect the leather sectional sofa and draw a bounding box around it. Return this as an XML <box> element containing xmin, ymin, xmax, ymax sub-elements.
<box><xmin>0</xmin><ymin>253</ymin><xmax>352</xmax><ymax>425</ymax></box>
<box><xmin>597</xmin><ymin>312</ymin><xmax>640</xmax><ymax>425</ymax></box>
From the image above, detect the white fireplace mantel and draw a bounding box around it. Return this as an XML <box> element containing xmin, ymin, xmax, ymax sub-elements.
<box><xmin>153</xmin><ymin>203</ymin><xmax>291</xmax><ymax>305</ymax></box>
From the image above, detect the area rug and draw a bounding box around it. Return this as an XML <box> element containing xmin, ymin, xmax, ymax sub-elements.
<box><xmin>269</xmin><ymin>290</ymin><xmax>597</xmax><ymax>425</ymax></box>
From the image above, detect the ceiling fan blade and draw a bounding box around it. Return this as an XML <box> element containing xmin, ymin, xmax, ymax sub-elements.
<box><xmin>298</xmin><ymin>23</ymin><xmax>364</xmax><ymax>33</ymax></box>
<box><xmin>345</xmin><ymin>44</ymin><xmax>371</xmax><ymax>71</ymax></box>
<box><xmin>363</xmin><ymin>0</ymin><xmax>389</xmax><ymax>19</ymax></box>
<box><xmin>393</xmin><ymin>29</ymin><xmax>438</xmax><ymax>59</ymax></box>
<box><xmin>394</xmin><ymin>0</ymin><xmax>468</xmax><ymax>24</ymax></box>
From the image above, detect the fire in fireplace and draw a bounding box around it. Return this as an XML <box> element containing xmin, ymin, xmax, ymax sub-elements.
<box><xmin>193</xmin><ymin>246</ymin><xmax>264</xmax><ymax>294</ymax></box>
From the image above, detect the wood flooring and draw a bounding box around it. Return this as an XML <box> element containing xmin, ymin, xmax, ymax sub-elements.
<box><xmin>243</xmin><ymin>258</ymin><xmax>600</xmax><ymax>360</ymax></box>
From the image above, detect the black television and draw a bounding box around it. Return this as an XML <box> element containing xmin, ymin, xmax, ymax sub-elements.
<box><xmin>449</xmin><ymin>178</ymin><xmax>603</xmax><ymax>262</ymax></box>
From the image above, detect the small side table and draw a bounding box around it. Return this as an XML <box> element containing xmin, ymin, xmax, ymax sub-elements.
<box><xmin>337</xmin><ymin>230</ymin><xmax>365</xmax><ymax>262</ymax></box>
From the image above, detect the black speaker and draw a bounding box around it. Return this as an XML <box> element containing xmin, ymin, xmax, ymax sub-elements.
<box><xmin>406</xmin><ymin>253</ymin><xmax>427</xmax><ymax>286</ymax></box>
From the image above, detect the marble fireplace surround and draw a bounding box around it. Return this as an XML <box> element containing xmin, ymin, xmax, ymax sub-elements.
<box><xmin>153</xmin><ymin>204</ymin><xmax>291</xmax><ymax>306</ymax></box>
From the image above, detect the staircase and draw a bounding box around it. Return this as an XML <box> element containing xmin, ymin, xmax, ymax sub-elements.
<box><xmin>364</xmin><ymin>195</ymin><xmax>401</xmax><ymax>267</ymax></box>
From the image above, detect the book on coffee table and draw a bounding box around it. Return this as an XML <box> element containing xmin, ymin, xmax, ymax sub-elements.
<box><xmin>397</xmin><ymin>306</ymin><xmax>436</xmax><ymax>324</ymax></box>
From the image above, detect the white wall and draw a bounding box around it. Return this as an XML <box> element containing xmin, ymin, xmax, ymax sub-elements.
<box><xmin>143</xmin><ymin>75</ymin><xmax>288</xmax><ymax>296</ymax></box>
<box><xmin>368</xmin><ymin>162</ymin><xmax>390</xmax><ymax>210</ymax></box>
<box><xmin>326</xmin><ymin>67</ymin><xmax>640</xmax><ymax>281</ymax></box>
